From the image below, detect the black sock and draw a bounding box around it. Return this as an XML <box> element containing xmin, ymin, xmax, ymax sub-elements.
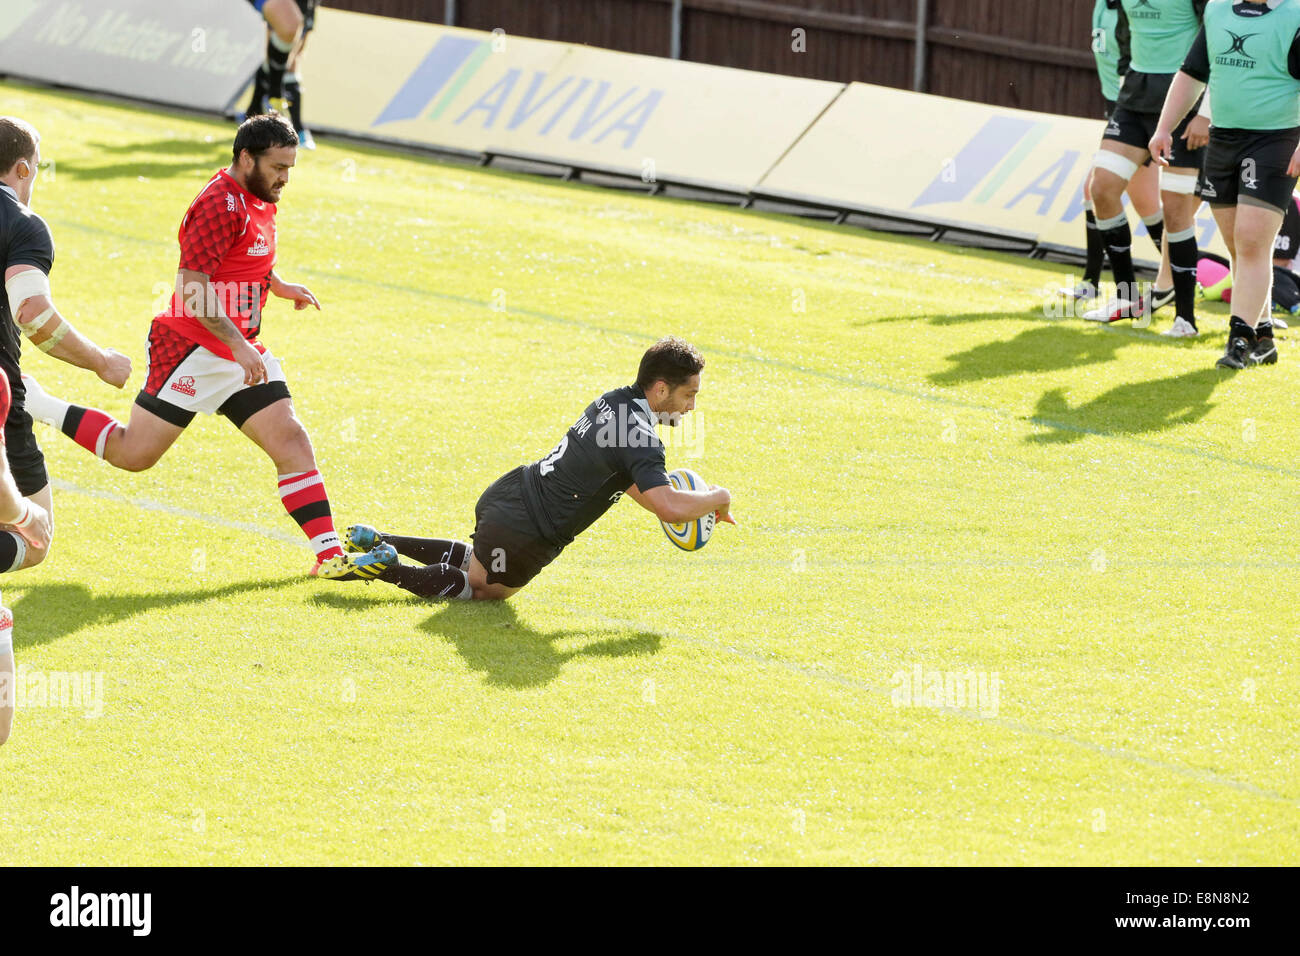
<box><xmin>380</xmin><ymin>534</ymin><xmax>470</xmax><ymax>569</ymax></box>
<box><xmin>1144</xmin><ymin>214</ymin><xmax>1165</xmax><ymax>257</ymax></box>
<box><xmin>245</xmin><ymin>65</ymin><xmax>268</xmax><ymax>116</ymax></box>
<box><xmin>265</xmin><ymin>33</ymin><xmax>293</xmax><ymax>101</ymax></box>
<box><xmin>1229</xmin><ymin>316</ymin><xmax>1257</xmax><ymax>343</ymax></box>
<box><xmin>1084</xmin><ymin>206</ymin><xmax>1105</xmax><ymax>288</ymax></box>
<box><xmin>1257</xmin><ymin>318</ymin><xmax>1274</xmax><ymax>338</ymax></box>
<box><xmin>0</xmin><ymin>532</ymin><xmax>25</xmax><ymax>574</ymax></box>
<box><xmin>1098</xmin><ymin>214</ymin><xmax>1137</xmax><ymax>301</ymax></box>
<box><xmin>1168</xmin><ymin>228</ymin><xmax>1199</xmax><ymax>324</ymax></box>
<box><xmin>378</xmin><ymin>561</ymin><xmax>471</xmax><ymax>600</ymax></box>
<box><xmin>285</xmin><ymin>75</ymin><xmax>304</xmax><ymax>132</ymax></box>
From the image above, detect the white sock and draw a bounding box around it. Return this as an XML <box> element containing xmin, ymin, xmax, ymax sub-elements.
<box><xmin>21</xmin><ymin>376</ymin><xmax>69</xmax><ymax>429</ymax></box>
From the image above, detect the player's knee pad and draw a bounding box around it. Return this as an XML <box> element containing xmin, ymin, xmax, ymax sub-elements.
<box><xmin>1093</xmin><ymin>150</ymin><xmax>1139</xmax><ymax>185</ymax></box>
<box><xmin>1161</xmin><ymin>172</ymin><xmax>1199</xmax><ymax>195</ymax></box>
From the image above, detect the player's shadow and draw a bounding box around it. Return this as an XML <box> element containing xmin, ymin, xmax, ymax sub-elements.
<box><xmin>929</xmin><ymin>324</ymin><xmax>1137</xmax><ymax>385</ymax></box>
<box><xmin>54</xmin><ymin>140</ymin><xmax>226</xmax><ymax>182</ymax></box>
<box><xmin>8</xmin><ymin>577</ymin><xmax>303</xmax><ymax>649</ymax></box>
<box><xmin>421</xmin><ymin>600</ymin><xmax>661</xmax><ymax>689</ymax></box>
<box><xmin>855</xmin><ymin>307</ymin><xmax>1048</xmax><ymax>328</ymax></box>
<box><xmin>1026</xmin><ymin>368</ymin><xmax>1224</xmax><ymax>444</ymax></box>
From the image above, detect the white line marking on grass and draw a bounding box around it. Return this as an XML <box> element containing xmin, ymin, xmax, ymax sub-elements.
<box><xmin>52</xmin><ymin>486</ymin><xmax>1297</xmax><ymax>809</ymax></box>
<box><xmin>528</xmin><ymin>597</ymin><xmax>1300</xmax><ymax>810</ymax></box>
<box><xmin>51</xmin><ymin>478</ymin><xmax>305</xmax><ymax>547</ymax></box>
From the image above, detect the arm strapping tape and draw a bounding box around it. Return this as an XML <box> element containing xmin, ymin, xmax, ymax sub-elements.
<box><xmin>33</xmin><ymin>314</ymin><xmax>70</xmax><ymax>352</ymax></box>
<box><xmin>4</xmin><ymin>268</ymin><xmax>51</xmax><ymax>318</ymax></box>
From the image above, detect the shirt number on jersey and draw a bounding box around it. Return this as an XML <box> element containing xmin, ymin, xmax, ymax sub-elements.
<box><xmin>538</xmin><ymin>436</ymin><xmax>568</xmax><ymax>476</ymax></box>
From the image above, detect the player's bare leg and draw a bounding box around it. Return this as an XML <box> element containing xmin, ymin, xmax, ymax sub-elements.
<box><xmin>285</xmin><ymin>30</ymin><xmax>314</xmax><ymax>148</ymax></box>
<box><xmin>1213</xmin><ymin>202</ymin><xmax>1278</xmax><ymax>367</ymax></box>
<box><xmin>23</xmin><ymin>377</ymin><xmax>184</xmax><ymax>473</ymax></box>
<box><xmin>239</xmin><ymin>397</ymin><xmax>344</xmax><ymax>569</ymax></box>
<box><xmin>1127</xmin><ymin>162</ymin><xmax>1174</xmax><ymax>295</ymax></box>
<box><xmin>260</xmin><ymin>0</ymin><xmax>304</xmax><ymax>113</ymax></box>
<box><xmin>101</xmin><ymin>406</ymin><xmax>185</xmax><ymax>472</ymax></box>
<box><xmin>1088</xmin><ymin>141</ymin><xmax>1150</xmax><ymax>316</ymax></box>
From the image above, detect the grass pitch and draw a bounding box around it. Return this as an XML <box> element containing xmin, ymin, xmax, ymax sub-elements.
<box><xmin>1</xmin><ymin>80</ymin><xmax>1296</xmax><ymax>865</ymax></box>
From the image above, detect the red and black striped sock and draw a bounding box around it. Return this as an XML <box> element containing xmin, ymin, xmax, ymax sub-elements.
<box><xmin>61</xmin><ymin>405</ymin><xmax>121</xmax><ymax>459</ymax></box>
<box><xmin>278</xmin><ymin>470</ymin><xmax>343</xmax><ymax>561</ymax></box>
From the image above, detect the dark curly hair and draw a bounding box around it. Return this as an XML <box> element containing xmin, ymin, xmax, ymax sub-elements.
<box><xmin>232</xmin><ymin>112</ymin><xmax>298</xmax><ymax>164</ymax></box>
<box><xmin>637</xmin><ymin>337</ymin><xmax>705</xmax><ymax>390</ymax></box>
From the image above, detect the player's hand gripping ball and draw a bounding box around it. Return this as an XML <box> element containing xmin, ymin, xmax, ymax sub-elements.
<box><xmin>661</xmin><ymin>468</ymin><xmax>716</xmax><ymax>551</ymax></box>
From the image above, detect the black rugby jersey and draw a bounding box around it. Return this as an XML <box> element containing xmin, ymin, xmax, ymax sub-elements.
<box><xmin>519</xmin><ymin>384</ymin><xmax>672</xmax><ymax>546</ymax></box>
<box><xmin>0</xmin><ymin>183</ymin><xmax>55</xmax><ymax>393</ymax></box>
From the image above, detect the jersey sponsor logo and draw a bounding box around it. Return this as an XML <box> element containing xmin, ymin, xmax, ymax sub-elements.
<box><xmin>1200</xmin><ymin>179</ymin><xmax>1218</xmax><ymax>199</ymax></box>
<box><xmin>1215</xmin><ymin>31</ymin><xmax>1259</xmax><ymax>69</ymax></box>
<box><xmin>247</xmin><ymin>234</ymin><xmax>271</xmax><ymax>256</ymax></box>
<box><xmin>1129</xmin><ymin>0</ymin><xmax>1160</xmax><ymax>20</ymax></box>
<box><xmin>226</xmin><ymin>193</ymin><xmax>237</xmax><ymax>212</ymax></box>
<box><xmin>170</xmin><ymin>375</ymin><xmax>197</xmax><ymax>397</ymax></box>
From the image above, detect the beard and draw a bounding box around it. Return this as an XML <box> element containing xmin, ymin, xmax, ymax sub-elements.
<box><xmin>247</xmin><ymin>163</ymin><xmax>280</xmax><ymax>203</ymax></box>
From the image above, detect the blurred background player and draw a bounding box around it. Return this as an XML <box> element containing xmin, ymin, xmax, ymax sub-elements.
<box><xmin>1</xmin><ymin>117</ymin><xmax>130</xmax><ymax>582</ymax></box>
<box><xmin>1267</xmin><ymin>191</ymin><xmax>1300</xmax><ymax>321</ymax></box>
<box><xmin>1153</xmin><ymin>0</ymin><xmax>1300</xmax><ymax>368</ymax></box>
<box><xmin>320</xmin><ymin>338</ymin><xmax>736</xmax><ymax>600</ymax></box>
<box><xmin>241</xmin><ymin>0</ymin><xmax>317</xmax><ymax>148</ymax></box>
<box><xmin>1085</xmin><ymin>0</ymin><xmax>1209</xmax><ymax>337</ymax></box>
<box><xmin>22</xmin><ymin>115</ymin><xmax>348</xmax><ymax>573</ymax></box>
<box><xmin>1064</xmin><ymin>0</ymin><xmax>1175</xmax><ymax>307</ymax></box>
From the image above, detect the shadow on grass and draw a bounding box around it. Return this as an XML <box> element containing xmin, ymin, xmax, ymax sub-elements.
<box><xmin>51</xmin><ymin>138</ymin><xmax>226</xmax><ymax>181</ymax></box>
<box><xmin>8</xmin><ymin>576</ymin><xmax>304</xmax><ymax>649</ymax></box>
<box><xmin>1026</xmin><ymin>367</ymin><xmax>1226</xmax><ymax>444</ymax></box>
<box><xmin>309</xmin><ymin>588</ymin><xmax>662</xmax><ymax>687</ymax></box>
<box><xmin>53</xmin><ymin>159</ymin><xmax>222</xmax><ymax>181</ymax></box>
<box><xmin>420</xmin><ymin>600</ymin><xmax>661</xmax><ymax>689</ymax></box>
<box><xmin>853</xmin><ymin>307</ymin><xmax>1049</xmax><ymax>328</ymax></box>
<box><xmin>930</xmin><ymin>324</ymin><xmax>1138</xmax><ymax>384</ymax></box>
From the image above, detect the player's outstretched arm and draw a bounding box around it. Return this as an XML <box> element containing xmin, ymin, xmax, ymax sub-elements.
<box><xmin>4</xmin><ymin>266</ymin><xmax>131</xmax><ymax>387</ymax></box>
<box><xmin>627</xmin><ymin>483</ymin><xmax>735</xmax><ymax>526</ymax></box>
<box><xmin>268</xmin><ymin>271</ymin><xmax>320</xmax><ymax>311</ymax></box>
<box><xmin>177</xmin><ymin>269</ymin><xmax>267</xmax><ymax>385</ymax></box>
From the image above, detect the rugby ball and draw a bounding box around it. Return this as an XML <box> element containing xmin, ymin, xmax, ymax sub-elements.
<box><xmin>661</xmin><ymin>468</ymin><xmax>716</xmax><ymax>551</ymax></box>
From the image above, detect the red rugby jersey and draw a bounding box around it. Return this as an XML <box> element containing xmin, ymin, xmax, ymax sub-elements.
<box><xmin>156</xmin><ymin>169</ymin><xmax>277</xmax><ymax>360</ymax></box>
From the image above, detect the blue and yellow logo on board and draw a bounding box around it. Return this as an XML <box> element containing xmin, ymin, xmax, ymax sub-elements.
<box><xmin>374</xmin><ymin>36</ymin><xmax>665</xmax><ymax>149</ymax></box>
